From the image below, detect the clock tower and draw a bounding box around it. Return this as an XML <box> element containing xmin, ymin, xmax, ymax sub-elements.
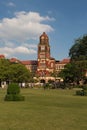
<box><xmin>37</xmin><ymin>32</ymin><xmax>51</xmax><ymax>77</ymax></box>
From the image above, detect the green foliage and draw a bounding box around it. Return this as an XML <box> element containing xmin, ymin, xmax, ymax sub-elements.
<box><xmin>9</xmin><ymin>63</ymin><xmax>31</xmax><ymax>83</ymax></box>
<box><xmin>76</xmin><ymin>85</ymin><xmax>87</xmax><ymax>96</ymax></box>
<box><xmin>0</xmin><ymin>59</ymin><xmax>10</xmax><ymax>82</ymax></box>
<box><xmin>7</xmin><ymin>83</ymin><xmax>20</xmax><ymax>94</ymax></box>
<box><xmin>59</xmin><ymin>35</ymin><xmax>87</xmax><ymax>85</ymax></box>
<box><xmin>48</xmin><ymin>79</ymin><xmax>54</xmax><ymax>84</ymax></box>
<box><xmin>4</xmin><ymin>83</ymin><xmax>25</xmax><ymax>101</ymax></box>
<box><xmin>83</xmin><ymin>91</ymin><xmax>87</xmax><ymax>96</ymax></box>
<box><xmin>83</xmin><ymin>86</ymin><xmax>87</xmax><ymax>96</ymax></box>
<box><xmin>69</xmin><ymin>35</ymin><xmax>87</xmax><ymax>61</ymax></box>
<box><xmin>51</xmin><ymin>71</ymin><xmax>59</xmax><ymax>78</ymax></box>
<box><xmin>59</xmin><ymin>60</ymin><xmax>87</xmax><ymax>84</ymax></box>
<box><xmin>76</xmin><ymin>90</ymin><xmax>84</xmax><ymax>96</ymax></box>
<box><xmin>4</xmin><ymin>94</ymin><xmax>13</xmax><ymax>101</ymax></box>
<box><xmin>0</xmin><ymin>58</ymin><xmax>32</xmax><ymax>84</ymax></box>
<box><xmin>59</xmin><ymin>63</ymin><xmax>77</xmax><ymax>83</ymax></box>
<box><xmin>43</xmin><ymin>83</ymin><xmax>51</xmax><ymax>89</ymax></box>
<box><xmin>83</xmin><ymin>85</ymin><xmax>87</xmax><ymax>90</ymax></box>
<box><xmin>4</xmin><ymin>94</ymin><xmax>25</xmax><ymax>101</ymax></box>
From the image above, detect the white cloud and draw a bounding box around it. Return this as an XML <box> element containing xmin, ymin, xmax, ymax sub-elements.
<box><xmin>0</xmin><ymin>11</ymin><xmax>54</xmax><ymax>59</ymax></box>
<box><xmin>7</xmin><ymin>2</ymin><xmax>15</xmax><ymax>7</ymax></box>
<box><xmin>0</xmin><ymin>46</ymin><xmax>36</xmax><ymax>58</ymax></box>
<box><xmin>23</xmin><ymin>43</ymin><xmax>37</xmax><ymax>48</ymax></box>
<box><xmin>15</xmin><ymin>46</ymin><xmax>36</xmax><ymax>54</ymax></box>
<box><xmin>0</xmin><ymin>11</ymin><xmax>54</xmax><ymax>41</ymax></box>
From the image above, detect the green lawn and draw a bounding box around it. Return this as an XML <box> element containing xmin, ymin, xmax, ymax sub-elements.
<box><xmin>0</xmin><ymin>88</ymin><xmax>87</xmax><ymax>130</ymax></box>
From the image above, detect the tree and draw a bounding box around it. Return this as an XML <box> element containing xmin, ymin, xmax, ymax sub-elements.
<box><xmin>76</xmin><ymin>85</ymin><xmax>87</xmax><ymax>96</ymax></box>
<box><xmin>59</xmin><ymin>61</ymin><xmax>87</xmax><ymax>85</ymax></box>
<box><xmin>51</xmin><ymin>71</ymin><xmax>59</xmax><ymax>80</ymax></box>
<box><xmin>60</xmin><ymin>35</ymin><xmax>87</xmax><ymax>85</ymax></box>
<box><xmin>59</xmin><ymin>63</ymin><xmax>76</xmax><ymax>84</ymax></box>
<box><xmin>0</xmin><ymin>59</ymin><xmax>11</xmax><ymax>86</ymax></box>
<box><xmin>9</xmin><ymin>63</ymin><xmax>31</xmax><ymax>83</ymax></box>
<box><xmin>4</xmin><ymin>83</ymin><xmax>25</xmax><ymax>101</ymax></box>
<box><xmin>0</xmin><ymin>59</ymin><xmax>32</xmax><ymax>86</ymax></box>
<box><xmin>69</xmin><ymin>35</ymin><xmax>87</xmax><ymax>61</ymax></box>
<box><xmin>69</xmin><ymin>35</ymin><xmax>87</xmax><ymax>83</ymax></box>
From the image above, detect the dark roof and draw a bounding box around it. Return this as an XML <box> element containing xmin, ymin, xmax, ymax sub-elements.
<box><xmin>21</xmin><ymin>60</ymin><xmax>37</xmax><ymax>65</ymax></box>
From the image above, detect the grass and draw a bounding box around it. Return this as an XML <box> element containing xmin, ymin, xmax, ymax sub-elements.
<box><xmin>0</xmin><ymin>88</ymin><xmax>87</xmax><ymax>130</ymax></box>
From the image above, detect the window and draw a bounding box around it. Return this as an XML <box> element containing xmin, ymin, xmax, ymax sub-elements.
<box><xmin>40</xmin><ymin>54</ymin><xmax>45</xmax><ymax>59</ymax></box>
<box><xmin>51</xmin><ymin>63</ymin><xmax>54</xmax><ymax>68</ymax></box>
<box><xmin>39</xmin><ymin>63</ymin><xmax>46</xmax><ymax>68</ymax></box>
<box><xmin>41</xmin><ymin>46</ymin><xmax>45</xmax><ymax>51</ymax></box>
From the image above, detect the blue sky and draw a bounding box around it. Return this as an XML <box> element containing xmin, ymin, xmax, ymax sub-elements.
<box><xmin>0</xmin><ymin>0</ymin><xmax>87</xmax><ymax>60</ymax></box>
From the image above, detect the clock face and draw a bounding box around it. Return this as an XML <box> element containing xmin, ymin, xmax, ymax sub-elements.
<box><xmin>41</xmin><ymin>46</ymin><xmax>45</xmax><ymax>50</ymax></box>
<box><xmin>41</xmin><ymin>36</ymin><xmax>44</xmax><ymax>39</ymax></box>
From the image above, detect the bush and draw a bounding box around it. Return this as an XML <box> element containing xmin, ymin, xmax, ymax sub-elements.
<box><xmin>7</xmin><ymin>83</ymin><xmax>20</xmax><ymax>95</ymax></box>
<box><xmin>83</xmin><ymin>85</ymin><xmax>87</xmax><ymax>90</ymax></box>
<box><xmin>4</xmin><ymin>83</ymin><xmax>25</xmax><ymax>101</ymax></box>
<box><xmin>4</xmin><ymin>94</ymin><xmax>25</xmax><ymax>101</ymax></box>
<box><xmin>76</xmin><ymin>90</ymin><xmax>84</xmax><ymax>96</ymax></box>
<box><xmin>43</xmin><ymin>83</ymin><xmax>49</xmax><ymax>89</ymax></box>
<box><xmin>13</xmin><ymin>94</ymin><xmax>25</xmax><ymax>101</ymax></box>
<box><xmin>76</xmin><ymin>85</ymin><xmax>87</xmax><ymax>96</ymax></box>
<box><xmin>84</xmin><ymin>91</ymin><xmax>87</xmax><ymax>96</ymax></box>
<box><xmin>4</xmin><ymin>94</ymin><xmax>13</xmax><ymax>101</ymax></box>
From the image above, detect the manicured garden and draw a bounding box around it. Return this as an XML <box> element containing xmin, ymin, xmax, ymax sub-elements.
<box><xmin>0</xmin><ymin>88</ymin><xmax>87</xmax><ymax>130</ymax></box>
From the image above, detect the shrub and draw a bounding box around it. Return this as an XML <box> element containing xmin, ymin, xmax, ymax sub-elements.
<box><xmin>43</xmin><ymin>83</ymin><xmax>52</xmax><ymax>89</ymax></box>
<box><xmin>76</xmin><ymin>85</ymin><xmax>87</xmax><ymax>96</ymax></box>
<box><xmin>84</xmin><ymin>91</ymin><xmax>87</xmax><ymax>96</ymax></box>
<box><xmin>76</xmin><ymin>90</ymin><xmax>84</xmax><ymax>96</ymax></box>
<box><xmin>4</xmin><ymin>94</ymin><xmax>13</xmax><ymax>101</ymax></box>
<box><xmin>13</xmin><ymin>94</ymin><xmax>25</xmax><ymax>101</ymax></box>
<box><xmin>83</xmin><ymin>85</ymin><xmax>87</xmax><ymax>90</ymax></box>
<box><xmin>7</xmin><ymin>83</ymin><xmax>20</xmax><ymax>95</ymax></box>
<box><xmin>4</xmin><ymin>94</ymin><xmax>25</xmax><ymax>101</ymax></box>
<box><xmin>4</xmin><ymin>83</ymin><xmax>25</xmax><ymax>101</ymax></box>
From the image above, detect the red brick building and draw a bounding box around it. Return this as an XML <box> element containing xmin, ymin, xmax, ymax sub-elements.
<box><xmin>55</xmin><ymin>59</ymin><xmax>70</xmax><ymax>73</ymax></box>
<box><xmin>37</xmin><ymin>32</ymin><xmax>55</xmax><ymax>77</ymax></box>
<box><xmin>21</xmin><ymin>60</ymin><xmax>37</xmax><ymax>73</ymax></box>
<box><xmin>0</xmin><ymin>33</ymin><xmax>70</xmax><ymax>82</ymax></box>
<box><xmin>9</xmin><ymin>32</ymin><xmax>70</xmax><ymax>82</ymax></box>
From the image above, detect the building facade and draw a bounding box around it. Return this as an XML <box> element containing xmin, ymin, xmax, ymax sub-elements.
<box><xmin>21</xmin><ymin>60</ymin><xmax>37</xmax><ymax>73</ymax></box>
<box><xmin>36</xmin><ymin>32</ymin><xmax>70</xmax><ymax>82</ymax></box>
<box><xmin>37</xmin><ymin>32</ymin><xmax>55</xmax><ymax>77</ymax></box>
<box><xmin>0</xmin><ymin>32</ymin><xmax>70</xmax><ymax>82</ymax></box>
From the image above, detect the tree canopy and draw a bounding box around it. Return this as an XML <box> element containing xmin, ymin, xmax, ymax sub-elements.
<box><xmin>59</xmin><ymin>35</ymin><xmax>87</xmax><ymax>85</ymax></box>
<box><xmin>0</xmin><ymin>59</ymin><xmax>32</xmax><ymax>85</ymax></box>
<box><xmin>69</xmin><ymin>35</ymin><xmax>87</xmax><ymax>61</ymax></box>
<box><xmin>59</xmin><ymin>61</ymin><xmax>87</xmax><ymax>84</ymax></box>
<box><xmin>0</xmin><ymin>59</ymin><xmax>10</xmax><ymax>82</ymax></box>
<box><xmin>9</xmin><ymin>63</ymin><xmax>31</xmax><ymax>83</ymax></box>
